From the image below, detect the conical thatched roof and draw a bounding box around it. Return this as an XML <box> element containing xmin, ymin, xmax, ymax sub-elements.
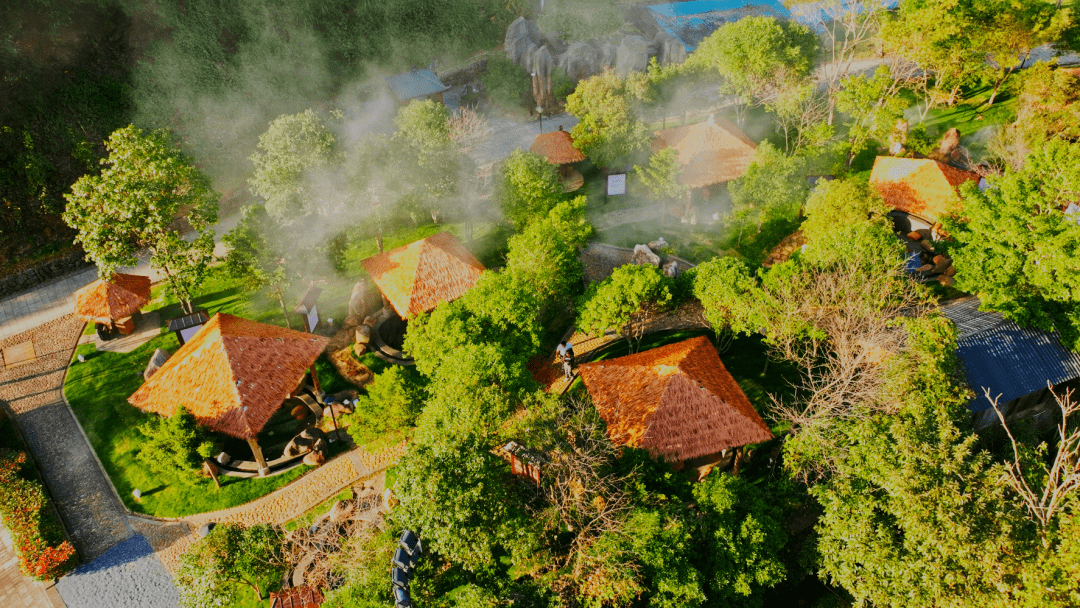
<box><xmin>530</xmin><ymin>127</ymin><xmax>586</xmax><ymax>165</ymax></box>
<box><xmin>359</xmin><ymin>232</ymin><xmax>485</xmax><ymax>320</ymax></box>
<box><xmin>869</xmin><ymin>156</ymin><xmax>979</xmax><ymax>221</ymax></box>
<box><xmin>651</xmin><ymin>115</ymin><xmax>757</xmax><ymax>189</ymax></box>
<box><xmin>578</xmin><ymin>336</ymin><xmax>773</xmax><ymax>464</ymax></box>
<box><xmin>74</xmin><ymin>273</ymin><xmax>151</xmax><ymax>324</ymax></box>
<box><xmin>128</xmin><ymin>313</ymin><xmax>329</xmax><ymax>439</ymax></box>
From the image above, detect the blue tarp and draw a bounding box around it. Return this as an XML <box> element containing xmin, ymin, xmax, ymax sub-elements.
<box><xmin>647</xmin><ymin>0</ymin><xmax>790</xmax><ymax>51</ymax></box>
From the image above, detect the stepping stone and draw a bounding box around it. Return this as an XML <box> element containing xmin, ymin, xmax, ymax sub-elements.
<box><xmin>2</xmin><ymin>340</ymin><xmax>36</xmax><ymax>369</ymax></box>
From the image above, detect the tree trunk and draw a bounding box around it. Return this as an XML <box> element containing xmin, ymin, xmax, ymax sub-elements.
<box><xmin>376</xmin><ymin>233</ymin><xmax>384</xmax><ymax>253</ymax></box>
<box><xmin>277</xmin><ymin>295</ymin><xmax>292</xmax><ymax>329</ymax></box>
<box><xmin>160</xmin><ymin>264</ymin><xmax>193</xmax><ymax>315</ymax></box>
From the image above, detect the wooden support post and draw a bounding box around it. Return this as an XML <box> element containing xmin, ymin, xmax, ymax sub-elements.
<box><xmin>247</xmin><ymin>437</ymin><xmax>269</xmax><ymax>477</ymax></box>
<box><xmin>310</xmin><ymin>364</ymin><xmax>322</xmax><ymax>398</ymax></box>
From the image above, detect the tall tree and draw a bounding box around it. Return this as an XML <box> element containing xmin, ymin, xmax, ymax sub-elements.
<box><xmin>632</xmin><ymin>148</ymin><xmax>687</xmax><ymax>201</ymax></box>
<box><xmin>496</xmin><ymin>149</ymin><xmax>564</xmax><ymax>229</ymax></box>
<box><xmin>63</xmin><ymin>125</ymin><xmax>219</xmax><ymax>314</ymax></box>
<box><xmin>392</xmin><ymin>99</ymin><xmax>471</xmax><ymax>223</ymax></box>
<box><xmin>687</xmin><ymin>15</ymin><xmax>819</xmax><ymax>125</ymax></box>
<box><xmin>249</xmin><ymin>109</ymin><xmax>338</xmax><ymax>223</ymax></box>
<box><xmin>942</xmin><ymin>139</ymin><xmax>1080</xmax><ymax>350</ymax></box>
<box><xmin>176</xmin><ymin>523</ymin><xmax>283</xmax><ymax>606</ymax></box>
<box><xmin>565</xmin><ymin>69</ymin><xmax>650</xmax><ymax>168</ymax></box>
<box><xmin>222</xmin><ymin>204</ymin><xmax>295</xmax><ymax>328</ymax></box>
<box><xmin>836</xmin><ymin>64</ymin><xmax>915</xmax><ymax>165</ymax></box>
<box><xmin>726</xmin><ymin>142</ymin><xmax>811</xmax><ymax>244</ymax></box>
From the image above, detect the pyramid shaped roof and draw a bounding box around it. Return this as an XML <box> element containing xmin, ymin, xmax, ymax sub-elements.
<box><xmin>530</xmin><ymin>127</ymin><xmax>586</xmax><ymax>165</ymax></box>
<box><xmin>869</xmin><ymin>156</ymin><xmax>979</xmax><ymax>221</ymax></box>
<box><xmin>359</xmin><ymin>232</ymin><xmax>485</xmax><ymax>319</ymax></box>
<box><xmin>74</xmin><ymin>273</ymin><xmax>151</xmax><ymax>323</ymax></box>
<box><xmin>651</xmin><ymin>115</ymin><xmax>757</xmax><ymax>189</ymax></box>
<box><xmin>128</xmin><ymin>313</ymin><xmax>329</xmax><ymax>439</ymax></box>
<box><xmin>578</xmin><ymin>336</ymin><xmax>773</xmax><ymax>463</ymax></box>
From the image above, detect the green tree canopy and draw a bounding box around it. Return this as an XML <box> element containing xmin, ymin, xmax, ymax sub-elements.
<box><xmin>692</xmin><ymin>257</ymin><xmax>761</xmax><ymax>337</ymax></box>
<box><xmin>943</xmin><ymin>139</ymin><xmax>1080</xmax><ymax>349</ymax></box>
<box><xmin>249</xmin><ymin>109</ymin><xmax>338</xmax><ymax>222</ymax></box>
<box><xmin>632</xmin><ymin>147</ymin><xmax>687</xmax><ymax>200</ymax></box>
<box><xmin>577</xmin><ymin>263</ymin><xmax>672</xmax><ymax>351</ymax></box>
<box><xmin>687</xmin><ymin>15</ymin><xmax>818</xmax><ymax>121</ymax></box>
<box><xmin>727</xmin><ymin>141</ymin><xmax>811</xmax><ymax>244</ymax></box>
<box><xmin>136</xmin><ymin>406</ymin><xmax>215</xmax><ymax>481</ymax></box>
<box><xmin>63</xmin><ymin>124</ymin><xmax>219</xmax><ymax>314</ymax></box>
<box><xmin>565</xmin><ymin>69</ymin><xmax>650</xmax><ymax>168</ymax></box>
<box><xmin>496</xmin><ymin>149</ymin><xmax>565</xmax><ymax>229</ymax></box>
<box><xmin>176</xmin><ymin>523</ymin><xmax>283</xmax><ymax>606</ymax></box>
<box><xmin>222</xmin><ymin>204</ymin><xmax>297</xmax><ymax>327</ymax></box>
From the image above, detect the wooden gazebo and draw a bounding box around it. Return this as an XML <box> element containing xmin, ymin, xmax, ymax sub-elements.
<box><xmin>127</xmin><ymin>313</ymin><xmax>329</xmax><ymax>475</ymax></box>
<box><xmin>651</xmin><ymin>114</ymin><xmax>757</xmax><ymax>192</ymax></box>
<box><xmin>359</xmin><ymin>232</ymin><xmax>485</xmax><ymax>320</ymax></box>
<box><xmin>578</xmin><ymin>336</ymin><xmax>773</xmax><ymax>474</ymax></box>
<box><xmin>530</xmin><ymin>126</ymin><xmax>586</xmax><ymax>191</ymax></box>
<box><xmin>74</xmin><ymin>273</ymin><xmax>152</xmax><ymax>335</ymax></box>
<box><xmin>868</xmin><ymin>156</ymin><xmax>979</xmax><ymax>222</ymax></box>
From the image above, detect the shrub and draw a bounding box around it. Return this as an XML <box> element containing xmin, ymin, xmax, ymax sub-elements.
<box><xmin>0</xmin><ymin>450</ymin><xmax>77</xmax><ymax>580</ymax></box>
<box><xmin>482</xmin><ymin>54</ymin><xmax>532</xmax><ymax>113</ymax></box>
<box><xmin>136</xmin><ymin>406</ymin><xmax>211</xmax><ymax>481</ymax></box>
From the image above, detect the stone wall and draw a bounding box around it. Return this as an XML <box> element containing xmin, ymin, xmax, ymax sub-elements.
<box><xmin>0</xmin><ymin>249</ymin><xmax>93</xmax><ymax>299</ymax></box>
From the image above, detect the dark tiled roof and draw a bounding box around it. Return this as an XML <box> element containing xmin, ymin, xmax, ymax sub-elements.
<box><xmin>386</xmin><ymin>69</ymin><xmax>450</xmax><ymax>102</ymax></box>
<box><xmin>943</xmin><ymin>298</ymin><xmax>1080</xmax><ymax>411</ymax></box>
<box><xmin>167</xmin><ymin>310</ymin><xmax>209</xmax><ymax>333</ymax></box>
<box><xmin>293</xmin><ymin>286</ymin><xmax>322</xmax><ymax>315</ymax></box>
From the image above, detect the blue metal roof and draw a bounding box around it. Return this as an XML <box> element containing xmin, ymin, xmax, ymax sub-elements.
<box><xmin>647</xmin><ymin>0</ymin><xmax>790</xmax><ymax>51</ymax></box>
<box><xmin>943</xmin><ymin>298</ymin><xmax>1080</xmax><ymax>411</ymax></box>
<box><xmin>386</xmin><ymin>69</ymin><xmax>450</xmax><ymax>102</ymax></box>
<box><xmin>789</xmin><ymin>0</ymin><xmax>899</xmax><ymax>31</ymax></box>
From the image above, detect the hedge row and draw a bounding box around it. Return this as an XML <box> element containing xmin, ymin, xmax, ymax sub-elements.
<box><xmin>0</xmin><ymin>450</ymin><xmax>77</xmax><ymax>580</ymax></box>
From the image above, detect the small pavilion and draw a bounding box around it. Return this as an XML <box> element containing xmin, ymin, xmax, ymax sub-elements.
<box><xmin>868</xmin><ymin>156</ymin><xmax>979</xmax><ymax>223</ymax></box>
<box><xmin>578</xmin><ymin>336</ymin><xmax>773</xmax><ymax>476</ymax></box>
<box><xmin>128</xmin><ymin>313</ymin><xmax>329</xmax><ymax>475</ymax></box>
<box><xmin>74</xmin><ymin>273</ymin><xmax>152</xmax><ymax>335</ymax></box>
<box><xmin>359</xmin><ymin>232</ymin><xmax>485</xmax><ymax>321</ymax></box>
<box><xmin>386</xmin><ymin>68</ymin><xmax>450</xmax><ymax>105</ymax></box>
<box><xmin>651</xmin><ymin>114</ymin><xmax>757</xmax><ymax>196</ymax></box>
<box><xmin>530</xmin><ymin>125</ymin><xmax>586</xmax><ymax>191</ymax></box>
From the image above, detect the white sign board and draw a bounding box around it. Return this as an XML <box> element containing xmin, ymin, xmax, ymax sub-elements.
<box><xmin>607</xmin><ymin>174</ymin><xmax>626</xmax><ymax>196</ymax></box>
<box><xmin>307</xmin><ymin>304</ymin><xmax>319</xmax><ymax>333</ymax></box>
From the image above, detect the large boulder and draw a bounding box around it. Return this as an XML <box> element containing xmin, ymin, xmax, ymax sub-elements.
<box><xmin>505</xmin><ymin>17</ymin><xmax>542</xmax><ymax>67</ymax></box>
<box><xmin>348</xmin><ymin>282</ymin><xmax>368</xmax><ymax>318</ymax></box>
<box><xmin>600</xmin><ymin>42</ymin><xmax>618</xmax><ymax>71</ymax></box>
<box><xmin>303</xmin><ymin>451</ymin><xmax>326</xmax><ymax>466</ymax></box>
<box><xmin>654</xmin><ymin>31</ymin><xmax>687</xmax><ymax>66</ymax></box>
<box><xmin>662</xmin><ymin>260</ymin><xmax>679</xmax><ymax>278</ymax></box>
<box><xmin>630</xmin><ymin>244</ymin><xmax>661</xmax><ymax>267</ymax></box>
<box><xmin>526</xmin><ymin>45</ymin><xmax>555</xmax><ymax>104</ymax></box>
<box><xmin>300</xmin><ymin>427</ymin><xmax>327</xmax><ymax>443</ymax></box>
<box><xmin>328</xmin><ymin>500</ymin><xmax>355</xmax><ymax>523</ymax></box>
<box><xmin>938</xmin><ymin>128</ymin><xmax>961</xmax><ymax>157</ymax></box>
<box><xmin>143</xmin><ymin>348</ymin><xmax>171</xmax><ymax>381</ymax></box>
<box><xmin>558</xmin><ymin>41</ymin><xmax>602</xmax><ymax>82</ymax></box>
<box><xmin>284</xmin><ymin>435</ymin><xmax>310</xmax><ymax>457</ymax></box>
<box><xmin>355</xmin><ymin>324</ymin><xmax>372</xmax><ymax>345</ymax></box>
<box><xmin>615</xmin><ymin>35</ymin><xmax>648</xmax><ymax>76</ymax></box>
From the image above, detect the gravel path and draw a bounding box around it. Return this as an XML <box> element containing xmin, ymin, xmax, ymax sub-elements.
<box><xmin>56</xmin><ymin>534</ymin><xmax>179</xmax><ymax>608</ymax></box>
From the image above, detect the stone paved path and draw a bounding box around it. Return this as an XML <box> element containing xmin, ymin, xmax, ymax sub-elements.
<box><xmin>142</xmin><ymin>440</ymin><xmax>408</xmax><ymax>574</ymax></box>
<box><xmin>0</xmin><ymin>315</ymin><xmax>134</xmax><ymax>562</ymax></box>
<box><xmin>0</xmin><ymin>526</ymin><xmax>64</xmax><ymax>608</ymax></box>
<box><xmin>55</xmin><ymin>534</ymin><xmax>178</xmax><ymax>608</ymax></box>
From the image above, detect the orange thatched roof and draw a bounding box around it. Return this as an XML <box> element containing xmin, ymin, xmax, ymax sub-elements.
<box><xmin>270</xmin><ymin>586</ymin><xmax>324</xmax><ymax>608</ymax></box>
<box><xmin>869</xmin><ymin>156</ymin><xmax>979</xmax><ymax>221</ymax></box>
<box><xmin>578</xmin><ymin>336</ymin><xmax>773</xmax><ymax>464</ymax></box>
<box><xmin>530</xmin><ymin>127</ymin><xmax>585</xmax><ymax>165</ymax></box>
<box><xmin>651</xmin><ymin>115</ymin><xmax>757</xmax><ymax>189</ymax></box>
<box><xmin>74</xmin><ymin>273</ymin><xmax>151</xmax><ymax>323</ymax></box>
<box><xmin>128</xmin><ymin>313</ymin><xmax>329</xmax><ymax>439</ymax></box>
<box><xmin>359</xmin><ymin>232</ymin><xmax>485</xmax><ymax>320</ymax></box>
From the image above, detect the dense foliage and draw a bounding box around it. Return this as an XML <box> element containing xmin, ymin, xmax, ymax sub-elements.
<box><xmin>943</xmin><ymin>140</ymin><xmax>1080</xmax><ymax>350</ymax></box>
<box><xmin>136</xmin><ymin>406</ymin><xmax>216</xmax><ymax>482</ymax></box>
<box><xmin>177</xmin><ymin>522</ymin><xmax>283</xmax><ymax>606</ymax></box>
<box><xmin>63</xmin><ymin>125</ymin><xmax>219</xmax><ymax>313</ymax></box>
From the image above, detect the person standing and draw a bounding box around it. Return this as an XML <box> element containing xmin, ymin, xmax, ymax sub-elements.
<box><xmin>557</xmin><ymin>340</ymin><xmax>575</xmax><ymax>380</ymax></box>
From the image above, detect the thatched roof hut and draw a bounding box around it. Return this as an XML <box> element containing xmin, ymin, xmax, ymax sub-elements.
<box><xmin>269</xmin><ymin>586</ymin><xmax>325</xmax><ymax>608</ymax></box>
<box><xmin>530</xmin><ymin>126</ymin><xmax>586</xmax><ymax>165</ymax></box>
<box><xmin>359</xmin><ymin>232</ymin><xmax>485</xmax><ymax>320</ymax></box>
<box><xmin>73</xmin><ymin>273</ymin><xmax>151</xmax><ymax>325</ymax></box>
<box><xmin>128</xmin><ymin>313</ymin><xmax>329</xmax><ymax>440</ymax></box>
<box><xmin>651</xmin><ymin>115</ymin><xmax>757</xmax><ymax>189</ymax></box>
<box><xmin>578</xmin><ymin>336</ymin><xmax>773</xmax><ymax>466</ymax></box>
<box><xmin>869</xmin><ymin>156</ymin><xmax>979</xmax><ymax>221</ymax></box>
